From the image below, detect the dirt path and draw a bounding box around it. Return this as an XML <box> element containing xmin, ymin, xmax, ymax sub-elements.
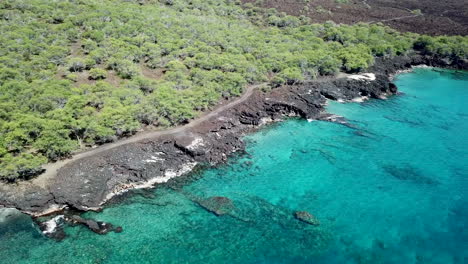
<box><xmin>368</xmin><ymin>14</ymin><xmax>422</xmax><ymax>24</ymax></box>
<box><xmin>32</xmin><ymin>83</ymin><xmax>266</xmax><ymax>187</ymax></box>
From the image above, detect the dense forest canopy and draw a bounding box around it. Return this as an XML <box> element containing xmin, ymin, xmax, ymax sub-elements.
<box><xmin>0</xmin><ymin>0</ymin><xmax>467</xmax><ymax>181</ymax></box>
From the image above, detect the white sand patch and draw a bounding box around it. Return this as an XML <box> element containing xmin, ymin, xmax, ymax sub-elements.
<box><xmin>347</xmin><ymin>73</ymin><xmax>376</xmax><ymax>81</ymax></box>
<box><xmin>101</xmin><ymin>162</ymin><xmax>197</xmax><ymax>205</ymax></box>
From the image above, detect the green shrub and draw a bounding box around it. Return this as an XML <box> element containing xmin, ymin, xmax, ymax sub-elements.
<box><xmin>107</xmin><ymin>58</ymin><xmax>140</xmax><ymax>79</ymax></box>
<box><xmin>89</xmin><ymin>68</ymin><xmax>107</xmax><ymax>80</ymax></box>
<box><xmin>65</xmin><ymin>73</ymin><xmax>78</xmax><ymax>82</ymax></box>
<box><xmin>0</xmin><ymin>153</ymin><xmax>47</xmax><ymax>182</ymax></box>
<box><xmin>279</xmin><ymin>67</ymin><xmax>304</xmax><ymax>83</ymax></box>
<box><xmin>68</xmin><ymin>58</ymin><xmax>86</xmax><ymax>72</ymax></box>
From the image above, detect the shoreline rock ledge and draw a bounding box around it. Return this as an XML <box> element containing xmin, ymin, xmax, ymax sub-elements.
<box><xmin>36</xmin><ymin>214</ymin><xmax>123</xmax><ymax>241</ymax></box>
<box><xmin>0</xmin><ymin>54</ymin><xmax>466</xmax><ymax>216</ymax></box>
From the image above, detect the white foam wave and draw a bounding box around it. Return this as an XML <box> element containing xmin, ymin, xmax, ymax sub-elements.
<box><xmin>101</xmin><ymin>162</ymin><xmax>198</xmax><ymax>205</ymax></box>
<box><xmin>42</xmin><ymin>215</ymin><xmax>64</xmax><ymax>234</ymax></box>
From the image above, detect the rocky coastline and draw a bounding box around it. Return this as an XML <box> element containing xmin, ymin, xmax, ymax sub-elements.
<box><xmin>0</xmin><ymin>53</ymin><xmax>466</xmax><ymax>235</ymax></box>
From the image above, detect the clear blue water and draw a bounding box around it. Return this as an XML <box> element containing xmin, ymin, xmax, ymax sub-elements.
<box><xmin>1</xmin><ymin>68</ymin><xmax>467</xmax><ymax>263</ymax></box>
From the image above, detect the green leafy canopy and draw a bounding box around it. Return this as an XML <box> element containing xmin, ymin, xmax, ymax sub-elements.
<box><xmin>0</xmin><ymin>0</ymin><xmax>466</xmax><ymax>181</ymax></box>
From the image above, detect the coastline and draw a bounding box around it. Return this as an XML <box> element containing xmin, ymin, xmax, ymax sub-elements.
<box><xmin>0</xmin><ymin>53</ymin><xmax>466</xmax><ymax>219</ymax></box>
<box><xmin>388</xmin><ymin>65</ymin><xmax>429</xmax><ymax>81</ymax></box>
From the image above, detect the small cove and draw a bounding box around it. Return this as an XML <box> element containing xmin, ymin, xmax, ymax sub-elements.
<box><xmin>1</xmin><ymin>68</ymin><xmax>467</xmax><ymax>263</ymax></box>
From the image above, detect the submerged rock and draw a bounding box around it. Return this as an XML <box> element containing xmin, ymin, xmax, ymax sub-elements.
<box><xmin>294</xmin><ymin>211</ymin><xmax>320</xmax><ymax>226</ymax></box>
<box><xmin>382</xmin><ymin>164</ymin><xmax>438</xmax><ymax>184</ymax></box>
<box><xmin>197</xmin><ymin>196</ymin><xmax>235</xmax><ymax>216</ymax></box>
<box><xmin>67</xmin><ymin>215</ymin><xmax>122</xmax><ymax>235</ymax></box>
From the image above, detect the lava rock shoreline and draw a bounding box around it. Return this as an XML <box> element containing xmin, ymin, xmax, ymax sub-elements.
<box><xmin>0</xmin><ymin>53</ymin><xmax>466</xmax><ymax>217</ymax></box>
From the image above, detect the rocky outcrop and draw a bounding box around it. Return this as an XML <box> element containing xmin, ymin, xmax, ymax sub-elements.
<box><xmin>294</xmin><ymin>211</ymin><xmax>320</xmax><ymax>226</ymax></box>
<box><xmin>174</xmin><ymin>133</ymin><xmax>208</xmax><ymax>157</ymax></box>
<box><xmin>0</xmin><ymin>184</ymin><xmax>56</xmax><ymax>214</ymax></box>
<box><xmin>49</xmin><ymin>140</ymin><xmax>198</xmax><ymax>211</ymax></box>
<box><xmin>36</xmin><ymin>214</ymin><xmax>122</xmax><ymax>240</ymax></box>
<box><xmin>37</xmin><ymin>215</ymin><xmax>67</xmax><ymax>241</ymax></box>
<box><xmin>370</xmin><ymin>53</ymin><xmax>468</xmax><ymax>75</ymax></box>
<box><xmin>67</xmin><ymin>215</ymin><xmax>122</xmax><ymax>235</ymax></box>
<box><xmin>1</xmin><ymin>54</ymin><xmax>463</xmax><ymax>216</ymax></box>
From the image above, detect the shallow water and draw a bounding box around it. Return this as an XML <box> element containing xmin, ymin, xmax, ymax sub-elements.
<box><xmin>1</xmin><ymin>68</ymin><xmax>467</xmax><ymax>263</ymax></box>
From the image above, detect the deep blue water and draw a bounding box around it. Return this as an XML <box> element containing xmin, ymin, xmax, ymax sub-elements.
<box><xmin>0</xmin><ymin>68</ymin><xmax>467</xmax><ymax>263</ymax></box>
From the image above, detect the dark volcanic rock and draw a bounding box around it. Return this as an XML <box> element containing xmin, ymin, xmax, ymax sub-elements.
<box><xmin>67</xmin><ymin>215</ymin><xmax>122</xmax><ymax>235</ymax></box>
<box><xmin>36</xmin><ymin>215</ymin><xmax>67</xmax><ymax>241</ymax></box>
<box><xmin>0</xmin><ymin>184</ymin><xmax>56</xmax><ymax>214</ymax></box>
<box><xmin>36</xmin><ymin>214</ymin><xmax>122</xmax><ymax>240</ymax></box>
<box><xmin>294</xmin><ymin>211</ymin><xmax>320</xmax><ymax>226</ymax></box>
<box><xmin>315</xmin><ymin>73</ymin><xmax>392</xmax><ymax>100</ymax></box>
<box><xmin>174</xmin><ymin>133</ymin><xmax>208</xmax><ymax>157</ymax></box>
<box><xmin>50</xmin><ymin>140</ymin><xmax>197</xmax><ymax>211</ymax></box>
<box><xmin>370</xmin><ymin>53</ymin><xmax>468</xmax><ymax>74</ymax></box>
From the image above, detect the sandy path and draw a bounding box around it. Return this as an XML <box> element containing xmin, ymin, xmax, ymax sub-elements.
<box><xmin>32</xmin><ymin>83</ymin><xmax>266</xmax><ymax>187</ymax></box>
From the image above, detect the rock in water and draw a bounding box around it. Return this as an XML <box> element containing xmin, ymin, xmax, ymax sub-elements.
<box><xmin>37</xmin><ymin>214</ymin><xmax>123</xmax><ymax>240</ymax></box>
<box><xmin>197</xmin><ymin>196</ymin><xmax>235</xmax><ymax>216</ymax></box>
<box><xmin>37</xmin><ymin>215</ymin><xmax>67</xmax><ymax>241</ymax></box>
<box><xmin>382</xmin><ymin>164</ymin><xmax>437</xmax><ymax>185</ymax></box>
<box><xmin>294</xmin><ymin>211</ymin><xmax>320</xmax><ymax>226</ymax></box>
<box><xmin>67</xmin><ymin>215</ymin><xmax>122</xmax><ymax>235</ymax></box>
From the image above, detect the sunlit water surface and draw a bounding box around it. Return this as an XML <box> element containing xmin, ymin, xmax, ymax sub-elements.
<box><xmin>1</xmin><ymin>68</ymin><xmax>467</xmax><ymax>264</ymax></box>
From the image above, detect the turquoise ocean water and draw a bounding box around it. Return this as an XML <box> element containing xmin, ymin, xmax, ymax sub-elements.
<box><xmin>1</xmin><ymin>68</ymin><xmax>467</xmax><ymax>263</ymax></box>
